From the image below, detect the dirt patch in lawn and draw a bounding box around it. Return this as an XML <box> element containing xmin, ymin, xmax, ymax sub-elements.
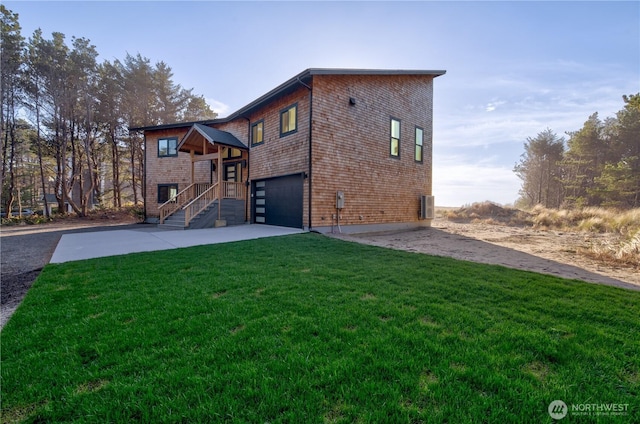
<box><xmin>332</xmin><ymin>216</ymin><xmax>639</xmax><ymax>291</ymax></box>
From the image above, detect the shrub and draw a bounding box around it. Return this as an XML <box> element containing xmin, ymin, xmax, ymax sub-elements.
<box><xmin>584</xmin><ymin>230</ymin><xmax>640</xmax><ymax>267</ymax></box>
<box><xmin>0</xmin><ymin>215</ymin><xmax>52</xmax><ymax>226</ymax></box>
<box><xmin>445</xmin><ymin>201</ymin><xmax>531</xmax><ymax>226</ymax></box>
<box><xmin>578</xmin><ymin>216</ymin><xmax>607</xmax><ymax>233</ymax></box>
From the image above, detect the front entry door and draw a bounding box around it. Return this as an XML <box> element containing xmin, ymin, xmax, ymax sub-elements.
<box><xmin>224</xmin><ymin>163</ymin><xmax>240</xmax><ymax>198</ymax></box>
<box><xmin>224</xmin><ymin>163</ymin><xmax>239</xmax><ymax>182</ymax></box>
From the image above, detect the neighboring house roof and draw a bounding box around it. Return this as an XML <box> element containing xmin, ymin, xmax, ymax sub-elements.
<box><xmin>179</xmin><ymin>123</ymin><xmax>247</xmax><ymax>154</ymax></box>
<box><xmin>42</xmin><ymin>194</ymin><xmax>58</xmax><ymax>203</ymax></box>
<box><xmin>129</xmin><ymin>68</ymin><xmax>446</xmax><ymax>132</ymax></box>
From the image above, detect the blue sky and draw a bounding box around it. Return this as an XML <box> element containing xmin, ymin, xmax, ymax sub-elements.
<box><xmin>7</xmin><ymin>1</ymin><xmax>639</xmax><ymax>206</ymax></box>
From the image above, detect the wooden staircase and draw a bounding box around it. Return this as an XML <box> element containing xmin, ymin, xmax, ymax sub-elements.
<box><xmin>158</xmin><ymin>182</ymin><xmax>245</xmax><ymax>229</ymax></box>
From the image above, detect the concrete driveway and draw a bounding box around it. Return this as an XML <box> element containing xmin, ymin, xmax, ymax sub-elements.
<box><xmin>50</xmin><ymin>224</ymin><xmax>305</xmax><ymax>263</ymax></box>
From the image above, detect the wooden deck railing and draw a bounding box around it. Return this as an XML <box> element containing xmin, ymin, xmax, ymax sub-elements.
<box><xmin>159</xmin><ymin>183</ymin><xmax>213</xmax><ymax>224</ymax></box>
<box><xmin>221</xmin><ymin>181</ymin><xmax>245</xmax><ymax>200</ymax></box>
<box><xmin>184</xmin><ymin>183</ymin><xmax>219</xmax><ymax>226</ymax></box>
<box><xmin>159</xmin><ymin>181</ymin><xmax>245</xmax><ymax>226</ymax></box>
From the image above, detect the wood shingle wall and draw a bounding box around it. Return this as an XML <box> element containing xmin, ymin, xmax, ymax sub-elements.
<box><xmin>310</xmin><ymin>74</ymin><xmax>434</xmax><ymax>230</ymax></box>
<box><xmin>142</xmin><ymin>71</ymin><xmax>437</xmax><ymax>231</ymax></box>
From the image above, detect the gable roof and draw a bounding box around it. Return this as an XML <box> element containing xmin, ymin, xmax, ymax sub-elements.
<box><xmin>179</xmin><ymin>123</ymin><xmax>247</xmax><ymax>154</ymax></box>
<box><xmin>129</xmin><ymin>68</ymin><xmax>446</xmax><ymax>132</ymax></box>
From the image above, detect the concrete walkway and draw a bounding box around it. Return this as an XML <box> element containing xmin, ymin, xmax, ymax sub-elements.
<box><xmin>50</xmin><ymin>224</ymin><xmax>305</xmax><ymax>263</ymax></box>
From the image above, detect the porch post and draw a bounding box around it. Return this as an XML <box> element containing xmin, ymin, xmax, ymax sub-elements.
<box><xmin>190</xmin><ymin>150</ymin><xmax>195</xmax><ymax>184</ymax></box>
<box><xmin>218</xmin><ymin>146</ymin><xmax>224</xmax><ymax>221</ymax></box>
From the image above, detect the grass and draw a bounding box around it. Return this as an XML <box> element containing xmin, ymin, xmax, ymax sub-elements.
<box><xmin>445</xmin><ymin>202</ymin><xmax>640</xmax><ymax>268</ymax></box>
<box><xmin>529</xmin><ymin>205</ymin><xmax>640</xmax><ymax>236</ymax></box>
<box><xmin>2</xmin><ymin>233</ymin><xmax>639</xmax><ymax>423</ymax></box>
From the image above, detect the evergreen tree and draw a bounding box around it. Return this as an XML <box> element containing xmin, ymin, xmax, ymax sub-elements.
<box><xmin>183</xmin><ymin>94</ymin><xmax>217</xmax><ymax>122</ymax></box>
<box><xmin>1</xmin><ymin>5</ymin><xmax>26</xmax><ymax>216</ymax></box>
<box><xmin>596</xmin><ymin>94</ymin><xmax>640</xmax><ymax>207</ymax></box>
<box><xmin>514</xmin><ymin>129</ymin><xmax>565</xmax><ymax>208</ymax></box>
<box><xmin>1</xmin><ymin>6</ymin><xmax>223</xmax><ymax>215</ymax></box>
<box><xmin>561</xmin><ymin>113</ymin><xmax>608</xmax><ymax>206</ymax></box>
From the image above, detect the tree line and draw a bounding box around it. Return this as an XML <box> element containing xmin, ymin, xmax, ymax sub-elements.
<box><xmin>1</xmin><ymin>6</ymin><xmax>216</xmax><ymax>217</ymax></box>
<box><xmin>514</xmin><ymin>93</ymin><xmax>640</xmax><ymax>210</ymax></box>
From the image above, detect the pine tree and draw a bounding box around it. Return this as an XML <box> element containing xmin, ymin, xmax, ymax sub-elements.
<box><xmin>596</xmin><ymin>94</ymin><xmax>640</xmax><ymax>207</ymax></box>
<box><xmin>1</xmin><ymin>5</ymin><xmax>25</xmax><ymax>216</ymax></box>
<box><xmin>514</xmin><ymin>129</ymin><xmax>565</xmax><ymax>208</ymax></box>
<box><xmin>561</xmin><ymin>113</ymin><xmax>608</xmax><ymax>206</ymax></box>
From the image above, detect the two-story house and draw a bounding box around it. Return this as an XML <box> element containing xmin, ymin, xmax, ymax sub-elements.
<box><xmin>130</xmin><ymin>68</ymin><xmax>445</xmax><ymax>233</ymax></box>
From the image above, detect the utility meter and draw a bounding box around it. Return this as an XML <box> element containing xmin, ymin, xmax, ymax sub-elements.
<box><xmin>336</xmin><ymin>191</ymin><xmax>345</xmax><ymax>209</ymax></box>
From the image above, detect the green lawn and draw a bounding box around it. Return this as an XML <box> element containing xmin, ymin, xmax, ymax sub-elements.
<box><xmin>1</xmin><ymin>233</ymin><xmax>638</xmax><ymax>423</ymax></box>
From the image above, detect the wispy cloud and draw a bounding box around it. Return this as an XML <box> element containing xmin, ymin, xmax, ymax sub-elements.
<box><xmin>485</xmin><ymin>100</ymin><xmax>506</xmax><ymax>112</ymax></box>
<box><xmin>432</xmin><ymin>59</ymin><xmax>636</xmax><ymax>205</ymax></box>
<box><xmin>433</xmin><ymin>154</ymin><xmax>520</xmax><ymax>207</ymax></box>
<box><xmin>436</xmin><ymin>63</ymin><xmax>633</xmax><ymax>151</ymax></box>
<box><xmin>206</xmin><ymin>98</ymin><xmax>231</xmax><ymax>118</ymax></box>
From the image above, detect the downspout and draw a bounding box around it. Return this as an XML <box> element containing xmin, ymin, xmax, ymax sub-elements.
<box><xmin>244</xmin><ymin>117</ymin><xmax>251</xmax><ymax>223</ymax></box>
<box><xmin>141</xmin><ymin>132</ymin><xmax>148</xmax><ymax>223</ymax></box>
<box><xmin>297</xmin><ymin>77</ymin><xmax>313</xmax><ymax>231</ymax></box>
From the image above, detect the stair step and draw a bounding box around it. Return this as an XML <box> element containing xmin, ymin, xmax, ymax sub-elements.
<box><xmin>158</xmin><ymin>223</ymin><xmax>186</xmax><ymax>230</ymax></box>
<box><xmin>161</xmin><ymin>199</ymin><xmax>244</xmax><ymax>230</ymax></box>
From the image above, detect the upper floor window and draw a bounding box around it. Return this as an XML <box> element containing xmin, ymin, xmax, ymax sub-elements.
<box><xmin>415</xmin><ymin>127</ymin><xmax>424</xmax><ymax>163</ymax></box>
<box><xmin>222</xmin><ymin>147</ymin><xmax>243</xmax><ymax>159</ymax></box>
<box><xmin>280</xmin><ymin>104</ymin><xmax>297</xmax><ymax>137</ymax></box>
<box><xmin>251</xmin><ymin>120</ymin><xmax>264</xmax><ymax>146</ymax></box>
<box><xmin>390</xmin><ymin>118</ymin><xmax>400</xmax><ymax>158</ymax></box>
<box><xmin>158</xmin><ymin>137</ymin><xmax>178</xmax><ymax>157</ymax></box>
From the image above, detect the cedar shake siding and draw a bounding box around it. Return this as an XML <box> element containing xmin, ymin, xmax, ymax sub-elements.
<box><xmin>133</xmin><ymin>68</ymin><xmax>444</xmax><ymax>231</ymax></box>
<box><xmin>310</xmin><ymin>73</ymin><xmax>435</xmax><ymax>231</ymax></box>
<box><xmin>145</xmin><ymin>128</ymin><xmax>206</xmax><ymax>214</ymax></box>
<box><xmin>247</xmin><ymin>86</ymin><xmax>311</xmax><ymax>228</ymax></box>
<box><xmin>144</xmin><ymin>126</ymin><xmax>249</xmax><ymax>221</ymax></box>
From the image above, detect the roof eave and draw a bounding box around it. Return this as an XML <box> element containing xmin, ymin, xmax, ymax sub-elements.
<box><xmin>129</xmin><ymin>118</ymin><xmax>222</xmax><ymax>133</ymax></box>
<box><xmin>307</xmin><ymin>68</ymin><xmax>446</xmax><ymax>78</ymax></box>
<box><xmin>224</xmin><ymin>69</ymin><xmax>313</xmax><ymax>120</ymax></box>
<box><xmin>129</xmin><ymin>68</ymin><xmax>446</xmax><ymax>132</ymax></box>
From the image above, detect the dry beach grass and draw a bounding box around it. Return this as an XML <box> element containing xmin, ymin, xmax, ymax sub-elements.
<box><xmin>339</xmin><ymin>203</ymin><xmax>639</xmax><ymax>290</ymax></box>
<box><xmin>446</xmin><ymin>202</ymin><xmax>640</xmax><ymax>270</ymax></box>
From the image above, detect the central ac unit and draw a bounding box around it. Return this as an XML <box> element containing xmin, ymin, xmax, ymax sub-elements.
<box><xmin>420</xmin><ymin>195</ymin><xmax>435</xmax><ymax>219</ymax></box>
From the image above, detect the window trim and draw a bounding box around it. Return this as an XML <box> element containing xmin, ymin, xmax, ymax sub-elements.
<box><xmin>251</xmin><ymin>119</ymin><xmax>264</xmax><ymax>146</ymax></box>
<box><xmin>158</xmin><ymin>137</ymin><xmax>178</xmax><ymax>158</ymax></box>
<box><xmin>415</xmin><ymin>126</ymin><xmax>424</xmax><ymax>163</ymax></box>
<box><xmin>280</xmin><ymin>103</ymin><xmax>298</xmax><ymax>137</ymax></box>
<box><xmin>390</xmin><ymin>117</ymin><xmax>401</xmax><ymax>158</ymax></box>
<box><xmin>157</xmin><ymin>183</ymin><xmax>179</xmax><ymax>204</ymax></box>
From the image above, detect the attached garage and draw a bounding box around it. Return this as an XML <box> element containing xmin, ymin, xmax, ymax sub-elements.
<box><xmin>252</xmin><ymin>173</ymin><xmax>304</xmax><ymax>229</ymax></box>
